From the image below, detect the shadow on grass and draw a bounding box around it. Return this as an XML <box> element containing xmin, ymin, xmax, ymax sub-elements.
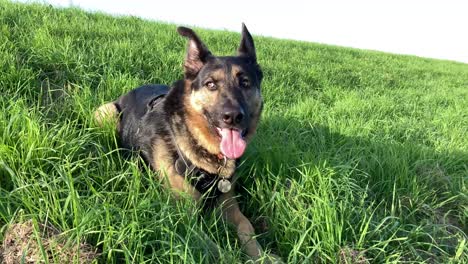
<box><xmin>242</xmin><ymin>114</ymin><xmax>466</xmax><ymax>225</ymax></box>
<box><xmin>234</xmin><ymin>114</ymin><xmax>467</xmax><ymax>261</ymax></box>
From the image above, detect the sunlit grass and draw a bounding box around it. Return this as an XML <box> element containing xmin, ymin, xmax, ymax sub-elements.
<box><xmin>0</xmin><ymin>1</ymin><xmax>467</xmax><ymax>263</ymax></box>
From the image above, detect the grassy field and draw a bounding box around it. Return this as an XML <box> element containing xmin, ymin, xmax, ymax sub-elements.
<box><xmin>0</xmin><ymin>1</ymin><xmax>467</xmax><ymax>263</ymax></box>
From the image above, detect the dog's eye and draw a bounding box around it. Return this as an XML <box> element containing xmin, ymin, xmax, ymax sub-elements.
<box><xmin>205</xmin><ymin>81</ymin><xmax>217</xmax><ymax>90</ymax></box>
<box><xmin>240</xmin><ymin>78</ymin><xmax>250</xmax><ymax>88</ymax></box>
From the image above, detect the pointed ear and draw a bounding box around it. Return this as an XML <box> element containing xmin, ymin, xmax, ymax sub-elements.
<box><xmin>238</xmin><ymin>23</ymin><xmax>257</xmax><ymax>62</ymax></box>
<box><xmin>177</xmin><ymin>26</ymin><xmax>212</xmax><ymax>79</ymax></box>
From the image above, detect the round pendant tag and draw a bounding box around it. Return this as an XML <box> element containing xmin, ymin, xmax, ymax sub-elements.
<box><xmin>217</xmin><ymin>179</ymin><xmax>231</xmax><ymax>193</ymax></box>
<box><xmin>175</xmin><ymin>158</ymin><xmax>186</xmax><ymax>175</ymax></box>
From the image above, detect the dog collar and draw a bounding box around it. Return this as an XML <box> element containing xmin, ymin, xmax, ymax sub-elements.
<box><xmin>174</xmin><ymin>156</ymin><xmax>231</xmax><ymax>194</ymax></box>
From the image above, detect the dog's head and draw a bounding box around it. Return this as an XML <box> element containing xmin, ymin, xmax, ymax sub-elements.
<box><xmin>178</xmin><ymin>24</ymin><xmax>263</xmax><ymax>160</ymax></box>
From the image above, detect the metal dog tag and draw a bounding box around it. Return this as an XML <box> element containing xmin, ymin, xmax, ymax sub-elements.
<box><xmin>175</xmin><ymin>158</ymin><xmax>187</xmax><ymax>175</ymax></box>
<box><xmin>217</xmin><ymin>179</ymin><xmax>231</xmax><ymax>193</ymax></box>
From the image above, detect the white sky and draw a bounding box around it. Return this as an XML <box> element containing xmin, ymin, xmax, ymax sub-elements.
<box><xmin>17</xmin><ymin>0</ymin><xmax>468</xmax><ymax>63</ymax></box>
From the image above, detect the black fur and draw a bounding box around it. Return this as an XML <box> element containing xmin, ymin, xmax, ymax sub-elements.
<box><xmin>114</xmin><ymin>84</ymin><xmax>171</xmax><ymax>164</ymax></box>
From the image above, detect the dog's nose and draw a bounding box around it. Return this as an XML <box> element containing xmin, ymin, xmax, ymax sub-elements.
<box><xmin>222</xmin><ymin>109</ymin><xmax>244</xmax><ymax>125</ymax></box>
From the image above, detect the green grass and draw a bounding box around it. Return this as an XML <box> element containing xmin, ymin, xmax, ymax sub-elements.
<box><xmin>1</xmin><ymin>1</ymin><xmax>467</xmax><ymax>263</ymax></box>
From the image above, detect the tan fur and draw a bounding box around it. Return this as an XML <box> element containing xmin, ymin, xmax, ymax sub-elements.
<box><xmin>152</xmin><ymin>138</ymin><xmax>201</xmax><ymax>200</ymax></box>
<box><xmin>184</xmin><ymin>100</ymin><xmax>220</xmax><ymax>154</ymax></box>
<box><xmin>171</xmin><ymin>122</ymin><xmax>237</xmax><ymax>178</ymax></box>
<box><xmin>184</xmin><ymin>78</ymin><xmax>220</xmax><ymax>155</ymax></box>
<box><xmin>231</xmin><ymin>65</ymin><xmax>242</xmax><ymax>77</ymax></box>
<box><xmin>218</xmin><ymin>190</ymin><xmax>263</xmax><ymax>259</ymax></box>
<box><xmin>94</xmin><ymin>102</ymin><xmax>118</xmax><ymax>127</ymax></box>
<box><xmin>187</xmin><ymin>69</ymin><xmax>228</xmax><ymax>113</ymax></box>
<box><xmin>178</xmin><ymin>79</ymin><xmax>240</xmax><ymax>177</ymax></box>
<box><xmin>209</xmin><ymin>69</ymin><xmax>227</xmax><ymax>82</ymax></box>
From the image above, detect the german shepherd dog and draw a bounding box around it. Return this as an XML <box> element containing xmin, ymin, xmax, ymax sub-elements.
<box><xmin>94</xmin><ymin>24</ymin><xmax>275</xmax><ymax>261</ymax></box>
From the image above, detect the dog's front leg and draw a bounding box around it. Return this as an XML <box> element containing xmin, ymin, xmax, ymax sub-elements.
<box><xmin>152</xmin><ymin>140</ymin><xmax>201</xmax><ymax>201</ymax></box>
<box><xmin>218</xmin><ymin>190</ymin><xmax>263</xmax><ymax>259</ymax></box>
<box><xmin>161</xmin><ymin>171</ymin><xmax>202</xmax><ymax>201</ymax></box>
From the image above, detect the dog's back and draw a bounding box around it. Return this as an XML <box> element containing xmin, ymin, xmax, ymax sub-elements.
<box><xmin>115</xmin><ymin>84</ymin><xmax>170</xmax><ymax>151</ymax></box>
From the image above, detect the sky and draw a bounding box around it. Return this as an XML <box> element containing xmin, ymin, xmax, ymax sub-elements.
<box><xmin>17</xmin><ymin>0</ymin><xmax>468</xmax><ymax>64</ymax></box>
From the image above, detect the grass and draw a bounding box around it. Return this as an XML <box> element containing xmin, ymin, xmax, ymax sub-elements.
<box><xmin>0</xmin><ymin>1</ymin><xmax>467</xmax><ymax>263</ymax></box>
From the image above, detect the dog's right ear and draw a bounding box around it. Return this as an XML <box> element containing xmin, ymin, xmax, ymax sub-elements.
<box><xmin>177</xmin><ymin>27</ymin><xmax>212</xmax><ymax>79</ymax></box>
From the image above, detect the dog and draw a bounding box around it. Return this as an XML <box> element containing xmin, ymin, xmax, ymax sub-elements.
<box><xmin>94</xmin><ymin>24</ymin><xmax>273</xmax><ymax>261</ymax></box>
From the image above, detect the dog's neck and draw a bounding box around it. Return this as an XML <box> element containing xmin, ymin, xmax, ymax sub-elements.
<box><xmin>165</xmin><ymin>80</ymin><xmax>237</xmax><ymax>178</ymax></box>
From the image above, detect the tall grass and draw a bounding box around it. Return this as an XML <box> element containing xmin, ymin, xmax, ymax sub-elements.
<box><xmin>0</xmin><ymin>1</ymin><xmax>467</xmax><ymax>263</ymax></box>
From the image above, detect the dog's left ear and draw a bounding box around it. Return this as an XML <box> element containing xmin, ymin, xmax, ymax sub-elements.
<box><xmin>177</xmin><ymin>26</ymin><xmax>212</xmax><ymax>79</ymax></box>
<box><xmin>238</xmin><ymin>23</ymin><xmax>257</xmax><ymax>62</ymax></box>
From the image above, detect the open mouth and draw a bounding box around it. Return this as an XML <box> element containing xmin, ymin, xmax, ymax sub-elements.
<box><xmin>215</xmin><ymin>127</ymin><xmax>247</xmax><ymax>160</ymax></box>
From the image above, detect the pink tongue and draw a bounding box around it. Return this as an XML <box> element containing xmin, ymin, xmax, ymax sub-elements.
<box><xmin>219</xmin><ymin>128</ymin><xmax>246</xmax><ymax>159</ymax></box>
